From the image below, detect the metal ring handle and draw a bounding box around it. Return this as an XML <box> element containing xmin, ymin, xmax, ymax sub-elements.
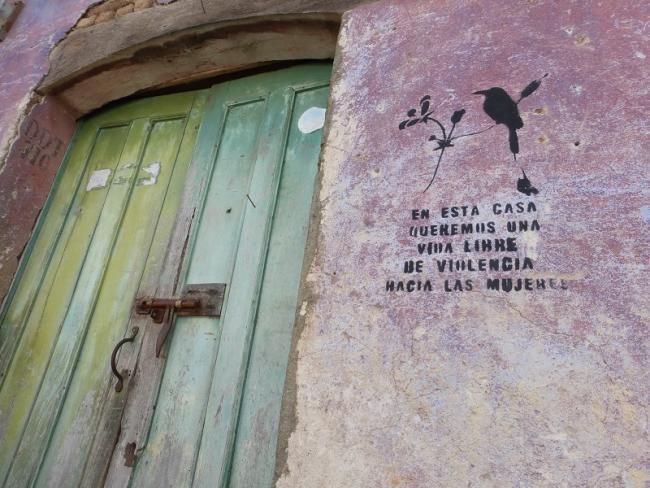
<box><xmin>111</xmin><ymin>327</ymin><xmax>139</xmax><ymax>392</ymax></box>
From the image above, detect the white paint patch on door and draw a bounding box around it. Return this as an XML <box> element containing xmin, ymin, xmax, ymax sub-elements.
<box><xmin>86</xmin><ymin>169</ymin><xmax>112</xmax><ymax>191</ymax></box>
<box><xmin>298</xmin><ymin>107</ymin><xmax>326</xmax><ymax>134</ymax></box>
<box><xmin>139</xmin><ymin>162</ymin><xmax>161</xmax><ymax>186</ymax></box>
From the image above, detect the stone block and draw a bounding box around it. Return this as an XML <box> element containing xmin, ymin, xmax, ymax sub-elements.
<box><xmin>76</xmin><ymin>16</ymin><xmax>95</xmax><ymax>28</ymax></box>
<box><xmin>134</xmin><ymin>0</ymin><xmax>153</xmax><ymax>10</ymax></box>
<box><xmin>115</xmin><ymin>4</ymin><xmax>134</xmax><ymax>17</ymax></box>
<box><xmin>0</xmin><ymin>0</ymin><xmax>23</xmax><ymax>41</ymax></box>
<box><xmin>95</xmin><ymin>10</ymin><xmax>115</xmax><ymax>23</ymax></box>
<box><xmin>88</xmin><ymin>0</ymin><xmax>132</xmax><ymax>16</ymax></box>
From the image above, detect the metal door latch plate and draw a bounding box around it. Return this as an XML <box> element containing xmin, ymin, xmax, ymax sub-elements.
<box><xmin>135</xmin><ymin>283</ymin><xmax>226</xmax><ymax>322</ymax></box>
<box><xmin>134</xmin><ymin>283</ymin><xmax>226</xmax><ymax>357</ymax></box>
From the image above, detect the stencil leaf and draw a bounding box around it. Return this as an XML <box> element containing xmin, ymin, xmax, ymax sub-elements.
<box><xmin>450</xmin><ymin>109</ymin><xmax>466</xmax><ymax>124</ymax></box>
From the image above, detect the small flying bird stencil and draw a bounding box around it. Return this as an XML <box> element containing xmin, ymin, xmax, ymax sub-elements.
<box><xmin>399</xmin><ymin>74</ymin><xmax>548</xmax><ymax>195</ymax></box>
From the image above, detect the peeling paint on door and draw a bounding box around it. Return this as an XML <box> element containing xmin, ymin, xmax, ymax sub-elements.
<box><xmin>137</xmin><ymin>162</ymin><xmax>160</xmax><ymax>186</ymax></box>
<box><xmin>85</xmin><ymin>168</ymin><xmax>111</xmax><ymax>191</ymax></box>
<box><xmin>297</xmin><ymin>106</ymin><xmax>326</xmax><ymax>134</ymax></box>
<box><xmin>0</xmin><ymin>90</ymin><xmax>206</xmax><ymax>488</ymax></box>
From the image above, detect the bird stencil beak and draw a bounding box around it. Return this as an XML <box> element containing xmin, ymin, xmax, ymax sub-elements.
<box><xmin>472</xmin><ymin>90</ymin><xmax>487</xmax><ymax>95</ymax></box>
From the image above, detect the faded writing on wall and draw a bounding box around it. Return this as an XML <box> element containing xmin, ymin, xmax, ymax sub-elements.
<box><xmin>18</xmin><ymin>119</ymin><xmax>65</xmax><ymax>168</ymax></box>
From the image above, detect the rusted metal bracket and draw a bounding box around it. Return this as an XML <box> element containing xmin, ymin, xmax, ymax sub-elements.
<box><xmin>123</xmin><ymin>442</ymin><xmax>137</xmax><ymax>467</ymax></box>
<box><xmin>135</xmin><ymin>283</ymin><xmax>225</xmax><ymax>357</ymax></box>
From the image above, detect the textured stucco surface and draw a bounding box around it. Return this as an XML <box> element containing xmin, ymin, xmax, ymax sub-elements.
<box><xmin>278</xmin><ymin>1</ymin><xmax>649</xmax><ymax>486</ymax></box>
<box><xmin>0</xmin><ymin>0</ymin><xmax>92</xmax><ymax>305</ymax></box>
<box><xmin>0</xmin><ymin>0</ymin><xmax>92</xmax><ymax>161</ymax></box>
<box><xmin>0</xmin><ymin>98</ymin><xmax>75</xmax><ymax>305</ymax></box>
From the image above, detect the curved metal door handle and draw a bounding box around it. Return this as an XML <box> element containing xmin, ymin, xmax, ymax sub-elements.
<box><xmin>111</xmin><ymin>327</ymin><xmax>139</xmax><ymax>392</ymax></box>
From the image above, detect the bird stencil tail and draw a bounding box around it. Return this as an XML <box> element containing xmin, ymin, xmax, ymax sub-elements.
<box><xmin>508</xmin><ymin>127</ymin><xmax>519</xmax><ymax>156</ymax></box>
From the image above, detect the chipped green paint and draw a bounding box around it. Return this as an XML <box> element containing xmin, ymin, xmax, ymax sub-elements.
<box><xmin>227</xmin><ymin>81</ymin><xmax>330</xmax><ymax>488</ymax></box>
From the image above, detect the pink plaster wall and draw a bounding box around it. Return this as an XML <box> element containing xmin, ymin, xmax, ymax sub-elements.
<box><xmin>279</xmin><ymin>0</ymin><xmax>650</xmax><ymax>486</ymax></box>
<box><xmin>0</xmin><ymin>0</ymin><xmax>93</xmax><ymax>155</ymax></box>
<box><xmin>0</xmin><ymin>97</ymin><xmax>76</xmax><ymax>303</ymax></box>
<box><xmin>0</xmin><ymin>0</ymin><xmax>93</xmax><ymax>303</ymax></box>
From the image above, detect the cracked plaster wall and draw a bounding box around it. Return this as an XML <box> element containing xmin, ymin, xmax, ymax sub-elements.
<box><xmin>0</xmin><ymin>0</ymin><xmax>92</xmax><ymax>166</ymax></box>
<box><xmin>277</xmin><ymin>0</ymin><xmax>649</xmax><ymax>487</ymax></box>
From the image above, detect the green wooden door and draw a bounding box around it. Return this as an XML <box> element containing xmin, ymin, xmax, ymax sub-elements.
<box><xmin>0</xmin><ymin>90</ymin><xmax>208</xmax><ymax>487</ymax></box>
<box><xmin>107</xmin><ymin>63</ymin><xmax>332</xmax><ymax>488</ymax></box>
<box><xmin>0</xmin><ymin>63</ymin><xmax>330</xmax><ymax>488</ymax></box>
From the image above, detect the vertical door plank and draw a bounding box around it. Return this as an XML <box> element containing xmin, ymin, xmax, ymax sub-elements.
<box><xmin>0</xmin><ymin>124</ymin><xmax>131</xmax><ymax>485</ymax></box>
<box><xmin>129</xmin><ymin>91</ymin><xmax>270</xmax><ymax>488</ymax></box>
<box><xmin>227</xmin><ymin>84</ymin><xmax>330</xmax><ymax>488</ymax></box>
<box><xmin>191</xmin><ymin>86</ymin><xmax>294</xmax><ymax>488</ymax></box>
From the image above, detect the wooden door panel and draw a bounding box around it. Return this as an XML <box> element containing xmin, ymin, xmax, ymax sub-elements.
<box><xmin>37</xmin><ymin>116</ymin><xmax>197</xmax><ymax>487</ymax></box>
<box><xmin>8</xmin><ymin>119</ymin><xmax>152</xmax><ymax>486</ymax></box>
<box><xmin>0</xmin><ymin>123</ymin><xmax>132</xmax><ymax>485</ymax></box>
<box><xmin>227</xmin><ymin>84</ymin><xmax>330</xmax><ymax>488</ymax></box>
<box><xmin>0</xmin><ymin>91</ymin><xmax>206</xmax><ymax>488</ymax></box>
<box><xmin>124</xmin><ymin>64</ymin><xmax>331</xmax><ymax>488</ymax></box>
<box><xmin>178</xmin><ymin>85</ymin><xmax>294</xmax><ymax>488</ymax></box>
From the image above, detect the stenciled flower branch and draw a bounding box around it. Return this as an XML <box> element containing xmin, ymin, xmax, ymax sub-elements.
<box><xmin>399</xmin><ymin>74</ymin><xmax>548</xmax><ymax>195</ymax></box>
<box><xmin>399</xmin><ymin>98</ymin><xmax>492</xmax><ymax>192</ymax></box>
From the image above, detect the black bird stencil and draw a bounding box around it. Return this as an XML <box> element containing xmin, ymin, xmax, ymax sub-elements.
<box><xmin>473</xmin><ymin>87</ymin><xmax>523</xmax><ymax>158</ymax></box>
<box><xmin>398</xmin><ymin>73</ymin><xmax>547</xmax><ymax>194</ymax></box>
<box><xmin>473</xmin><ymin>74</ymin><xmax>548</xmax><ymax>161</ymax></box>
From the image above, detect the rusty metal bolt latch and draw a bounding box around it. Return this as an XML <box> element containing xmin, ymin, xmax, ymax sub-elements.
<box><xmin>134</xmin><ymin>283</ymin><xmax>226</xmax><ymax>357</ymax></box>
